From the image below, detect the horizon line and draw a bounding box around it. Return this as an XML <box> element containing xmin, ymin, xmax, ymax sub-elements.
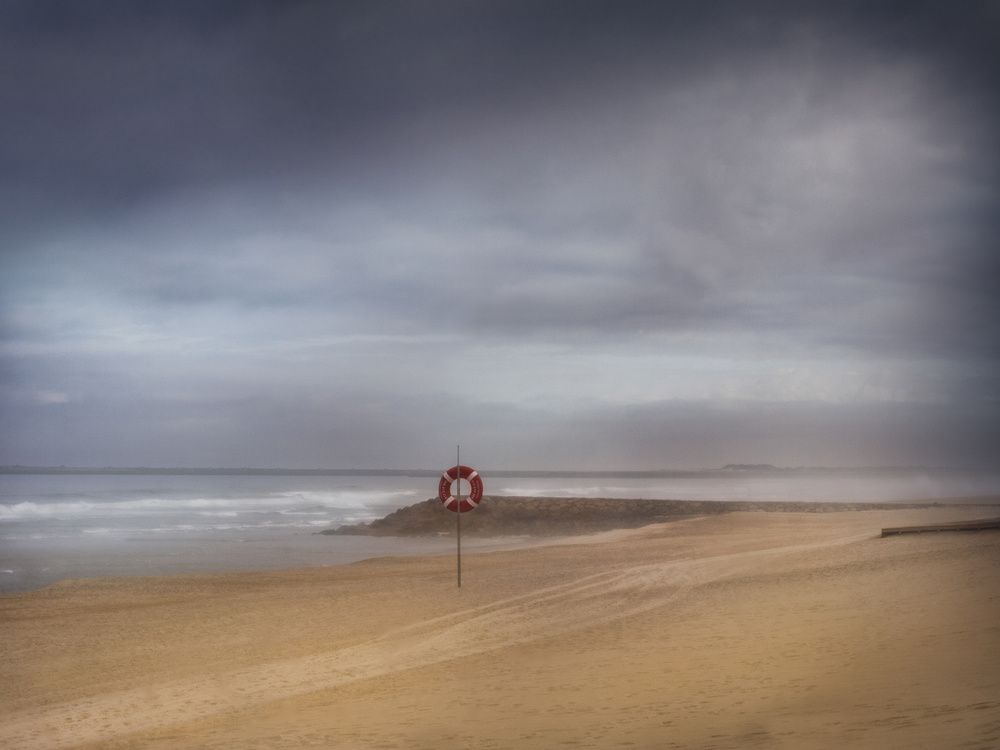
<box><xmin>0</xmin><ymin>464</ymin><xmax>988</xmax><ymax>477</ymax></box>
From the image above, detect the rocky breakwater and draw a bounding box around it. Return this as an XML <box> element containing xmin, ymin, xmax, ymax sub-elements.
<box><xmin>321</xmin><ymin>496</ymin><xmax>931</xmax><ymax>537</ymax></box>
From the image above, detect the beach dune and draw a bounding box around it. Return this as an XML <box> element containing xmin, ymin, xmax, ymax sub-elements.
<box><xmin>2</xmin><ymin>505</ymin><xmax>998</xmax><ymax>749</ymax></box>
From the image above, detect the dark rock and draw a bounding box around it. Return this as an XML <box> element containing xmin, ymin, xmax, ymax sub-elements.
<box><xmin>320</xmin><ymin>496</ymin><xmax>935</xmax><ymax>537</ymax></box>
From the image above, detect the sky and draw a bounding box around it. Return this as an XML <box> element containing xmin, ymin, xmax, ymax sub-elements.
<box><xmin>1</xmin><ymin>0</ymin><xmax>999</xmax><ymax>471</ymax></box>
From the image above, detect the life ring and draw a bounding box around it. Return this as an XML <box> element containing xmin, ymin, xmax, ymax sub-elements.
<box><xmin>438</xmin><ymin>465</ymin><xmax>484</xmax><ymax>513</ymax></box>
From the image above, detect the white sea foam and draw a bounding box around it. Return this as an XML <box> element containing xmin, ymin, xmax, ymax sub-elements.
<box><xmin>0</xmin><ymin>489</ymin><xmax>421</xmax><ymax>521</ymax></box>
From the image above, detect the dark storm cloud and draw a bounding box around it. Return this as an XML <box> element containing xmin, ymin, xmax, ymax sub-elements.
<box><xmin>3</xmin><ymin>1</ymin><xmax>996</xmax><ymax>222</ymax></box>
<box><xmin>1</xmin><ymin>1</ymin><xmax>999</xmax><ymax>468</ymax></box>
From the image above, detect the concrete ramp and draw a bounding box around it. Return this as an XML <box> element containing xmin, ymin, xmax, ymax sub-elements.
<box><xmin>881</xmin><ymin>518</ymin><xmax>1000</xmax><ymax>537</ymax></box>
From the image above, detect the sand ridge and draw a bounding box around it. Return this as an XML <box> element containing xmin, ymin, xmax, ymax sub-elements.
<box><xmin>2</xmin><ymin>506</ymin><xmax>998</xmax><ymax>749</ymax></box>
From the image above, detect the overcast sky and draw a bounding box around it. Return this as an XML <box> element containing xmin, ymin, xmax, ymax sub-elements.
<box><xmin>1</xmin><ymin>0</ymin><xmax>998</xmax><ymax>470</ymax></box>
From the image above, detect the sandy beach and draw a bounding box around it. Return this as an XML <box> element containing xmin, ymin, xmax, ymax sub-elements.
<box><xmin>2</xmin><ymin>504</ymin><xmax>998</xmax><ymax>749</ymax></box>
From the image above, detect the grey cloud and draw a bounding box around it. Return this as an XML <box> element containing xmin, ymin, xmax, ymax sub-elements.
<box><xmin>5</xmin><ymin>386</ymin><xmax>999</xmax><ymax>470</ymax></box>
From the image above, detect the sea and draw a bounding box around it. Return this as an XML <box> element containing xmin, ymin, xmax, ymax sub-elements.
<box><xmin>2</xmin><ymin>469</ymin><xmax>999</xmax><ymax>595</ymax></box>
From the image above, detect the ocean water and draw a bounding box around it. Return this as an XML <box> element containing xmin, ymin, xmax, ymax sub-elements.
<box><xmin>2</xmin><ymin>469</ymin><xmax>999</xmax><ymax>594</ymax></box>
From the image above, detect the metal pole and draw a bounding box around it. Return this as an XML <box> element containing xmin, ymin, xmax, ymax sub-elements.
<box><xmin>456</xmin><ymin>444</ymin><xmax>461</xmax><ymax>588</ymax></box>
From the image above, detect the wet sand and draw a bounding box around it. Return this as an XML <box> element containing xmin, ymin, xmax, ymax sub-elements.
<box><xmin>0</xmin><ymin>528</ymin><xmax>552</xmax><ymax>596</ymax></box>
<box><xmin>2</xmin><ymin>505</ymin><xmax>998</xmax><ymax>749</ymax></box>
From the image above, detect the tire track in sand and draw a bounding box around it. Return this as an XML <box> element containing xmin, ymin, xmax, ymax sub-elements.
<box><xmin>0</xmin><ymin>530</ymin><xmax>872</xmax><ymax>749</ymax></box>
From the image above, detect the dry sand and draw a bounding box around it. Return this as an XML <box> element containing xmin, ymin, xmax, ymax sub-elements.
<box><xmin>2</xmin><ymin>505</ymin><xmax>998</xmax><ymax>749</ymax></box>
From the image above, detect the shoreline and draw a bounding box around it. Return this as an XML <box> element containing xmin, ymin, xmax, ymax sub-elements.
<box><xmin>4</xmin><ymin>495</ymin><xmax>999</xmax><ymax>596</ymax></box>
<box><xmin>0</xmin><ymin>529</ymin><xmax>552</xmax><ymax>597</ymax></box>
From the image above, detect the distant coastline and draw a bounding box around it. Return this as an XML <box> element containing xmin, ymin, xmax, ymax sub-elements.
<box><xmin>0</xmin><ymin>464</ymin><xmax>988</xmax><ymax>477</ymax></box>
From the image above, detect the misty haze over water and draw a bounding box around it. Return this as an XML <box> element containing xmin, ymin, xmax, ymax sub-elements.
<box><xmin>3</xmin><ymin>468</ymin><xmax>999</xmax><ymax>594</ymax></box>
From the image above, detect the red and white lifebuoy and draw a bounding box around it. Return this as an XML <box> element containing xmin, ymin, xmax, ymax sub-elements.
<box><xmin>438</xmin><ymin>465</ymin><xmax>484</xmax><ymax>513</ymax></box>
